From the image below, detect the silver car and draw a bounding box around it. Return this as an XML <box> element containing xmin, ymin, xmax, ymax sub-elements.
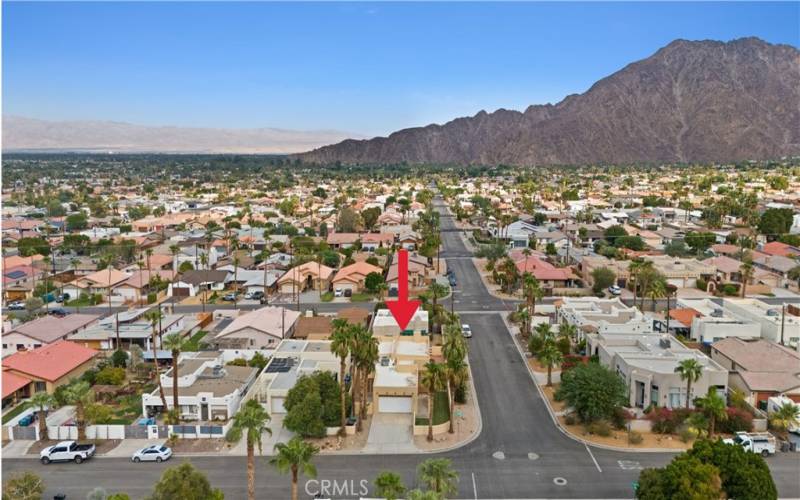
<box><xmin>462</xmin><ymin>324</ymin><xmax>473</xmax><ymax>338</ymax></box>
<box><xmin>132</xmin><ymin>444</ymin><xmax>172</xmax><ymax>463</ymax></box>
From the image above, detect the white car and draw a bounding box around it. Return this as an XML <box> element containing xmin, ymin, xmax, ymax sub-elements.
<box><xmin>334</xmin><ymin>288</ymin><xmax>344</xmax><ymax>297</ymax></box>
<box><xmin>462</xmin><ymin>324</ymin><xmax>472</xmax><ymax>338</ymax></box>
<box><xmin>132</xmin><ymin>444</ymin><xmax>172</xmax><ymax>463</ymax></box>
<box><xmin>608</xmin><ymin>285</ymin><xmax>622</xmax><ymax>296</ymax></box>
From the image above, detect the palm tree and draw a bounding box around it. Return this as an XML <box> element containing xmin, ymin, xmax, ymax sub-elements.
<box><xmin>199</xmin><ymin>253</ymin><xmax>209</xmax><ymax>313</ymax></box>
<box><xmin>539</xmin><ymin>339</ymin><xmax>563</xmax><ymax>387</ymax></box>
<box><xmin>694</xmin><ymin>388</ymin><xmax>727</xmax><ymax>437</ymax></box>
<box><xmin>41</xmin><ymin>256</ymin><xmax>51</xmax><ymax>312</ymax></box>
<box><xmin>62</xmin><ymin>381</ymin><xmax>92</xmax><ymax>440</ymax></box>
<box><xmin>232</xmin><ymin>254</ymin><xmax>241</xmax><ymax>311</ymax></box>
<box><xmin>226</xmin><ymin>399</ymin><xmax>272</xmax><ymax>500</ymax></box>
<box><xmin>445</xmin><ymin>357</ymin><xmax>469</xmax><ymax>434</ymax></box>
<box><xmin>523</xmin><ymin>273</ymin><xmax>543</xmax><ymax>317</ymax></box>
<box><xmin>420</xmin><ymin>361</ymin><xmax>446</xmax><ymax>442</ymax></box>
<box><xmin>647</xmin><ymin>279</ymin><xmax>666</xmax><ymax>312</ymax></box>
<box><xmin>353</xmin><ymin>325</ymin><xmax>378</xmax><ymax>431</ymax></box>
<box><xmin>270</xmin><ymin>437</ymin><xmax>318</xmax><ymax>500</ymax></box>
<box><xmin>740</xmin><ymin>254</ymin><xmax>754</xmax><ymax>297</ymax></box>
<box><xmin>374</xmin><ymin>471</ymin><xmax>406</xmax><ymax>500</ymax></box>
<box><xmin>769</xmin><ymin>402</ymin><xmax>800</xmax><ymax>433</ymax></box>
<box><xmin>441</xmin><ymin>322</ymin><xmax>466</xmax><ymax>365</ymax></box>
<box><xmin>427</xmin><ymin>282</ymin><xmax>449</xmax><ymax>332</ymax></box>
<box><xmin>417</xmin><ymin>458</ymin><xmax>459</xmax><ymax>498</ymax></box>
<box><xmin>145</xmin><ymin>248</ymin><xmax>153</xmax><ymax>272</ymax></box>
<box><xmin>144</xmin><ymin>309</ymin><xmax>169</xmax><ymax>411</ymax></box>
<box><xmin>516</xmin><ymin>306</ymin><xmax>531</xmax><ymax>339</ymax></box>
<box><xmin>674</xmin><ymin>359</ymin><xmax>703</xmax><ymax>409</ymax></box>
<box><xmin>330</xmin><ymin>319</ymin><xmax>353</xmax><ymax>436</ymax></box>
<box><xmin>162</xmin><ymin>332</ymin><xmax>188</xmax><ymax>413</ymax></box>
<box><xmin>25</xmin><ymin>392</ymin><xmax>55</xmax><ymax>441</ymax></box>
<box><xmin>557</xmin><ymin>323</ymin><xmax>577</xmax><ymax>342</ymax></box>
<box><xmin>628</xmin><ymin>259</ymin><xmax>644</xmax><ymax>305</ymax></box>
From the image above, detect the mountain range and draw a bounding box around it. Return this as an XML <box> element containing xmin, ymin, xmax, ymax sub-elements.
<box><xmin>2</xmin><ymin>116</ymin><xmax>361</xmax><ymax>154</ymax></box>
<box><xmin>298</xmin><ymin>37</ymin><xmax>800</xmax><ymax>165</ymax></box>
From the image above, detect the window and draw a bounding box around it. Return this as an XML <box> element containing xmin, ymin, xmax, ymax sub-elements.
<box><xmin>16</xmin><ymin>344</ymin><xmax>25</xmax><ymax>351</ymax></box>
<box><xmin>650</xmin><ymin>385</ymin><xmax>659</xmax><ymax>406</ymax></box>
<box><xmin>668</xmin><ymin>388</ymin><xmax>685</xmax><ymax>408</ymax></box>
<box><xmin>35</xmin><ymin>382</ymin><xmax>47</xmax><ymax>392</ymax></box>
<box><xmin>2</xmin><ymin>344</ymin><xmax>6</xmax><ymax>349</ymax></box>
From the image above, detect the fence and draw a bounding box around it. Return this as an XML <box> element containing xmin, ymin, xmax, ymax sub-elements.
<box><xmin>5</xmin><ymin>423</ymin><xmax>228</xmax><ymax>441</ymax></box>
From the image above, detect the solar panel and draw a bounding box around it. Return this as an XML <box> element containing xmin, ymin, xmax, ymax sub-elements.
<box><xmin>5</xmin><ymin>270</ymin><xmax>26</xmax><ymax>279</ymax></box>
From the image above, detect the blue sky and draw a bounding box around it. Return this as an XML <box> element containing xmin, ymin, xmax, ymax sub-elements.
<box><xmin>3</xmin><ymin>2</ymin><xmax>799</xmax><ymax>136</ymax></box>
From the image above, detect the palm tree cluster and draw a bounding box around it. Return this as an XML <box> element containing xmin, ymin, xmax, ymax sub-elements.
<box><xmin>628</xmin><ymin>259</ymin><xmax>668</xmax><ymax>311</ymax></box>
<box><xmin>330</xmin><ymin>318</ymin><xmax>379</xmax><ymax>435</ymax></box>
<box><xmin>527</xmin><ymin>323</ymin><xmax>573</xmax><ymax>387</ymax></box>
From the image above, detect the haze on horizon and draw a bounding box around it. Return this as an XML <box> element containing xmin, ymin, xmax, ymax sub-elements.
<box><xmin>3</xmin><ymin>2</ymin><xmax>799</xmax><ymax>140</ymax></box>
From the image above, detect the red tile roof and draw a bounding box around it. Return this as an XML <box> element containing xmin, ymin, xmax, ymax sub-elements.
<box><xmin>2</xmin><ymin>341</ymin><xmax>98</xmax><ymax>382</ymax></box>
<box><xmin>2</xmin><ymin>370</ymin><xmax>32</xmax><ymax>398</ymax></box>
<box><xmin>762</xmin><ymin>241</ymin><xmax>800</xmax><ymax>258</ymax></box>
<box><xmin>514</xmin><ymin>256</ymin><xmax>572</xmax><ymax>281</ymax></box>
<box><xmin>669</xmin><ymin>308</ymin><xmax>702</xmax><ymax>328</ymax></box>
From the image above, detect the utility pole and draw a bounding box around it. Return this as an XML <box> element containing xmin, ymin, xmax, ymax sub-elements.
<box><xmin>780</xmin><ymin>303</ymin><xmax>786</xmax><ymax>346</ymax></box>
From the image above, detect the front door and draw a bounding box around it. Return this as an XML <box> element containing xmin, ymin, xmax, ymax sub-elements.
<box><xmin>635</xmin><ymin>381</ymin><xmax>645</xmax><ymax>408</ymax></box>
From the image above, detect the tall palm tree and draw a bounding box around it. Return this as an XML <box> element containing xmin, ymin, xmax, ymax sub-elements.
<box><xmin>739</xmin><ymin>254</ymin><xmax>754</xmax><ymax>298</ymax></box>
<box><xmin>420</xmin><ymin>361</ymin><xmax>446</xmax><ymax>442</ymax></box>
<box><xmin>63</xmin><ymin>381</ymin><xmax>92</xmax><ymax>440</ymax></box>
<box><xmin>647</xmin><ymin>279</ymin><xmax>666</xmax><ymax>312</ymax></box>
<box><xmin>628</xmin><ymin>259</ymin><xmax>644</xmax><ymax>306</ymax></box>
<box><xmin>557</xmin><ymin>323</ymin><xmax>577</xmax><ymax>342</ymax></box>
<box><xmin>226</xmin><ymin>399</ymin><xmax>272</xmax><ymax>500</ymax></box>
<box><xmin>25</xmin><ymin>392</ymin><xmax>55</xmax><ymax>441</ymax></box>
<box><xmin>41</xmin><ymin>256</ymin><xmax>51</xmax><ymax>312</ymax></box>
<box><xmin>232</xmin><ymin>254</ymin><xmax>241</xmax><ymax>311</ymax></box>
<box><xmin>427</xmin><ymin>282</ymin><xmax>449</xmax><ymax>333</ymax></box>
<box><xmin>162</xmin><ymin>332</ymin><xmax>188</xmax><ymax>413</ymax></box>
<box><xmin>445</xmin><ymin>357</ymin><xmax>469</xmax><ymax>434</ymax></box>
<box><xmin>674</xmin><ymin>359</ymin><xmax>703</xmax><ymax>409</ymax></box>
<box><xmin>353</xmin><ymin>326</ymin><xmax>378</xmax><ymax>431</ymax></box>
<box><xmin>539</xmin><ymin>339</ymin><xmax>564</xmax><ymax>387</ymax></box>
<box><xmin>270</xmin><ymin>437</ymin><xmax>318</xmax><ymax>500</ymax></box>
<box><xmin>374</xmin><ymin>471</ymin><xmax>406</xmax><ymax>500</ymax></box>
<box><xmin>417</xmin><ymin>458</ymin><xmax>459</xmax><ymax>498</ymax></box>
<box><xmin>441</xmin><ymin>322</ymin><xmax>466</xmax><ymax>364</ymax></box>
<box><xmin>199</xmin><ymin>253</ymin><xmax>209</xmax><ymax>313</ymax></box>
<box><xmin>145</xmin><ymin>248</ymin><xmax>153</xmax><ymax>272</ymax></box>
<box><xmin>523</xmin><ymin>273</ymin><xmax>543</xmax><ymax>317</ymax></box>
<box><xmin>769</xmin><ymin>402</ymin><xmax>800</xmax><ymax>433</ymax></box>
<box><xmin>694</xmin><ymin>388</ymin><xmax>727</xmax><ymax>437</ymax></box>
<box><xmin>330</xmin><ymin>319</ymin><xmax>353</xmax><ymax>436</ymax></box>
<box><xmin>516</xmin><ymin>305</ymin><xmax>531</xmax><ymax>339</ymax></box>
<box><xmin>144</xmin><ymin>310</ymin><xmax>169</xmax><ymax>411</ymax></box>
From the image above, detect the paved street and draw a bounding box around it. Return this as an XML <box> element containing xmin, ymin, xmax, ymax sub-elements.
<box><xmin>3</xmin><ymin>198</ymin><xmax>799</xmax><ymax>499</ymax></box>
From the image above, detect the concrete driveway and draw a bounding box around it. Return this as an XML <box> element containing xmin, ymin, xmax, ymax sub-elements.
<box><xmin>364</xmin><ymin>413</ymin><xmax>416</xmax><ymax>453</ymax></box>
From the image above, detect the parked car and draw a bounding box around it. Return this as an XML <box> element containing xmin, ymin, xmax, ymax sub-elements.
<box><xmin>40</xmin><ymin>440</ymin><xmax>96</xmax><ymax>464</ymax></box>
<box><xmin>222</xmin><ymin>292</ymin><xmax>238</xmax><ymax>301</ymax></box>
<box><xmin>7</xmin><ymin>301</ymin><xmax>25</xmax><ymax>310</ymax></box>
<box><xmin>248</xmin><ymin>291</ymin><xmax>264</xmax><ymax>301</ymax></box>
<box><xmin>49</xmin><ymin>308</ymin><xmax>70</xmax><ymax>318</ymax></box>
<box><xmin>448</xmin><ymin>276</ymin><xmax>457</xmax><ymax>287</ymax></box>
<box><xmin>723</xmin><ymin>432</ymin><xmax>776</xmax><ymax>457</ymax></box>
<box><xmin>132</xmin><ymin>444</ymin><xmax>172</xmax><ymax>463</ymax></box>
<box><xmin>608</xmin><ymin>285</ymin><xmax>621</xmax><ymax>296</ymax></box>
<box><xmin>462</xmin><ymin>324</ymin><xmax>473</xmax><ymax>338</ymax></box>
<box><xmin>55</xmin><ymin>293</ymin><xmax>70</xmax><ymax>303</ymax></box>
<box><xmin>334</xmin><ymin>288</ymin><xmax>344</xmax><ymax>298</ymax></box>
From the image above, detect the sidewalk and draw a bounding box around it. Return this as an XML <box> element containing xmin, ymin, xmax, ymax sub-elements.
<box><xmin>2</xmin><ymin>439</ymin><xmax>34</xmax><ymax>458</ymax></box>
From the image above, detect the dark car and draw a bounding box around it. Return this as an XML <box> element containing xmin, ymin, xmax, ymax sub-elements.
<box><xmin>448</xmin><ymin>276</ymin><xmax>457</xmax><ymax>287</ymax></box>
<box><xmin>49</xmin><ymin>308</ymin><xmax>70</xmax><ymax>318</ymax></box>
<box><xmin>55</xmin><ymin>293</ymin><xmax>71</xmax><ymax>303</ymax></box>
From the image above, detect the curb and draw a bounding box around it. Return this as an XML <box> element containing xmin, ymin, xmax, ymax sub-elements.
<box><xmin>501</xmin><ymin>312</ymin><xmax>682</xmax><ymax>455</ymax></box>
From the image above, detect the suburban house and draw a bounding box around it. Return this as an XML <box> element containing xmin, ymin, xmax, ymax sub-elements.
<box><xmin>514</xmin><ymin>255</ymin><xmax>575</xmax><ymax>291</ymax></box>
<box><xmin>750</xmin><ymin>251</ymin><xmax>797</xmax><ymax>287</ymax></box>
<box><xmin>558</xmin><ymin>297</ymin><xmax>652</xmax><ymax>339</ymax></box>
<box><xmin>218</xmin><ymin>265</ymin><xmax>281</xmax><ymax>296</ymax></box>
<box><xmin>3</xmin><ymin>370</ymin><xmax>34</xmax><ymax>408</ymax></box>
<box><xmin>643</xmin><ymin>256</ymin><xmax>715</xmax><ymax>289</ymax></box>
<box><xmin>277</xmin><ymin>261</ymin><xmax>334</xmax><ymax>295</ymax></box>
<box><xmin>580</xmin><ymin>256</ymin><xmax>631</xmax><ymax>288</ymax></box>
<box><xmin>173</xmin><ymin>245</ymin><xmax>220</xmax><ymax>271</ymax></box>
<box><xmin>761</xmin><ymin>241</ymin><xmax>800</xmax><ymax>259</ymax></box>
<box><xmin>68</xmin><ymin>308</ymin><xmax>188</xmax><ymax>351</ymax></box>
<box><xmin>169</xmin><ymin>270</ymin><xmax>229</xmax><ymax>298</ymax></box>
<box><xmin>710</xmin><ymin>338</ymin><xmax>800</xmax><ymax>407</ymax></box>
<box><xmin>2</xmin><ymin>340</ymin><xmax>98</xmax><ymax>394</ymax></box>
<box><xmin>398</xmin><ymin>230</ymin><xmax>420</xmax><ymax>251</ymax></box>
<box><xmin>589</xmin><ymin>332</ymin><xmax>728</xmax><ymax>409</ymax></box>
<box><xmin>501</xmin><ymin>219</ymin><xmax>540</xmax><ymax>248</ymax></box>
<box><xmin>722</xmin><ymin>299</ymin><xmax>800</xmax><ymax>347</ymax></box>
<box><xmin>115</xmin><ymin>270</ymin><xmax>176</xmax><ymax>304</ymax></box>
<box><xmin>361</xmin><ymin>233</ymin><xmax>395</xmax><ymax>252</ymax></box>
<box><xmin>326</xmin><ymin>232</ymin><xmax>360</xmax><ymax>249</ymax></box>
<box><xmin>675</xmin><ymin>299</ymin><xmax>761</xmax><ymax>344</ymax></box>
<box><xmin>62</xmin><ymin>268</ymin><xmax>131</xmax><ymax>304</ymax></box>
<box><xmin>142</xmin><ymin>350</ymin><xmax>258</xmax><ymax>420</ymax></box>
<box><xmin>2</xmin><ymin>313</ymin><xmax>100</xmax><ymax>357</ymax></box>
<box><xmin>332</xmin><ymin>262</ymin><xmax>383</xmax><ymax>294</ymax></box>
<box><xmin>294</xmin><ymin>315</ymin><xmax>333</xmax><ymax>340</ymax></box>
<box><xmin>213</xmin><ymin>306</ymin><xmax>300</xmax><ymax>349</ymax></box>
<box><xmin>255</xmin><ymin>339</ymin><xmax>340</xmax><ymax>415</ymax></box>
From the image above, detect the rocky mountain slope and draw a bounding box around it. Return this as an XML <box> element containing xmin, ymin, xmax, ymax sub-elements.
<box><xmin>298</xmin><ymin>38</ymin><xmax>800</xmax><ymax>165</ymax></box>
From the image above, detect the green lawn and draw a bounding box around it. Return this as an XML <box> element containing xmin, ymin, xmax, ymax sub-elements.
<box><xmin>350</xmin><ymin>292</ymin><xmax>375</xmax><ymax>302</ymax></box>
<box><xmin>66</xmin><ymin>297</ymin><xmax>97</xmax><ymax>307</ymax></box>
<box><xmin>2</xmin><ymin>403</ymin><xmax>29</xmax><ymax>424</ymax></box>
<box><xmin>183</xmin><ymin>331</ymin><xmax>208</xmax><ymax>352</ymax></box>
<box><xmin>320</xmin><ymin>292</ymin><xmax>334</xmax><ymax>302</ymax></box>
<box><xmin>415</xmin><ymin>391</ymin><xmax>450</xmax><ymax>426</ymax></box>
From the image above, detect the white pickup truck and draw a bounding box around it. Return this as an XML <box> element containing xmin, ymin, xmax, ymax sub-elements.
<box><xmin>723</xmin><ymin>432</ymin><xmax>776</xmax><ymax>457</ymax></box>
<box><xmin>40</xmin><ymin>440</ymin><xmax>96</xmax><ymax>464</ymax></box>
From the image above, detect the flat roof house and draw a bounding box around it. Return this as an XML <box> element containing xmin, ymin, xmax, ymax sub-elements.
<box><xmin>2</xmin><ymin>313</ymin><xmax>99</xmax><ymax>358</ymax></box>
<box><xmin>2</xmin><ymin>340</ymin><xmax>98</xmax><ymax>394</ymax></box>
<box><xmin>722</xmin><ymin>298</ymin><xmax>800</xmax><ymax>348</ymax></box>
<box><xmin>676</xmin><ymin>299</ymin><xmax>761</xmax><ymax>344</ymax></box>
<box><xmin>213</xmin><ymin>306</ymin><xmax>300</xmax><ymax>349</ymax></box>
<box><xmin>711</xmin><ymin>338</ymin><xmax>800</xmax><ymax>406</ymax></box>
<box><xmin>142</xmin><ymin>351</ymin><xmax>258</xmax><ymax>420</ymax></box>
<box><xmin>558</xmin><ymin>297</ymin><xmax>652</xmax><ymax>339</ymax></box>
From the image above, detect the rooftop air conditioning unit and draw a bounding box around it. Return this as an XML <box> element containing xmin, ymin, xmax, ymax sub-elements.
<box><xmin>711</xmin><ymin>309</ymin><xmax>723</xmax><ymax>318</ymax></box>
<box><xmin>659</xmin><ymin>336</ymin><xmax>671</xmax><ymax>349</ymax></box>
<box><xmin>766</xmin><ymin>309</ymin><xmax>780</xmax><ymax>317</ymax></box>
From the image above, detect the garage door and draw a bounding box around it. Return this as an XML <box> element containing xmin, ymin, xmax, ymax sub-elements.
<box><xmin>379</xmin><ymin>396</ymin><xmax>412</xmax><ymax>413</ymax></box>
<box><xmin>271</xmin><ymin>398</ymin><xmax>286</xmax><ymax>414</ymax></box>
<box><xmin>172</xmin><ymin>286</ymin><xmax>191</xmax><ymax>297</ymax></box>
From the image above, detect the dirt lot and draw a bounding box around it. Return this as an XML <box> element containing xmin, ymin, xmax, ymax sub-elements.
<box><xmin>314</xmin><ymin>417</ymin><xmax>372</xmax><ymax>453</ymax></box>
<box><xmin>169</xmin><ymin>438</ymin><xmax>229</xmax><ymax>453</ymax></box>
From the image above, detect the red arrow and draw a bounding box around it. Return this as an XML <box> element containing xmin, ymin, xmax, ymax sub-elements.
<box><xmin>385</xmin><ymin>249</ymin><xmax>421</xmax><ymax>331</ymax></box>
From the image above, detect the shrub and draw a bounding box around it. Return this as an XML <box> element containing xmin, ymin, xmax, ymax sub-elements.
<box><xmin>110</xmin><ymin>349</ymin><xmax>129</xmax><ymax>368</ymax></box>
<box><xmin>560</xmin><ymin>354</ymin><xmax>584</xmax><ymax>372</ymax></box>
<box><xmin>226</xmin><ymin>358</ymin><xmax>248</xmax><ymax>366</ymax></box>
<box><xmin>528</xmin><ymin>335</ymin><xmax>544</xmax><ymax>356</ymax></box>
<box><xmin>556</xmin><ymin>336</ymin><xmax>571</xmax><ymax>355</ymax></box>
<box><xmin>95</xmin><ymin>366</ymin><xmax>126</xmax><ymax>385</ymax></box>
<box><xmin>585</xmin><ymin>420</ymin><xmax>612</xmax><ymax>437</ymax></box>
<box><xmin>147</xmin><ymin>292</ymin><xmax>158</xmax><ymax>304</ymax></box>
<box><xmin>611</xmin><ymin>407</ymin><xmax>634</xmax><ymax>430</ymax></box>
<box><xmin>678</xmin><ymin>424</ymin><xmax>699</xmax><ymax>443</ymax></box>
<box><xmin>647</xmin><ymin>407</ymin><xmax>693</xmax><ymax>434</ymax></box>
<box><xmin>717</xmin><ymin>407</ymin><xmax>753</xmax><ymax>434</ymax></box>
<box><xmin>564</xmin><ymin>413</ymin><xmax>577</xmax><ymax>426</ymax></box>
<box><xmin>628</xmin><ymin>430</ymin><xmax>644</xmax><ymax>445</ymax></box>
<box><xmin>555</xmin><ymin>362</ymin><xmax>627</xmax><ymax>423</ymax></box>
<box><xmin>454</xmin><ymin>382</ymin><xmax>468</xmax><ymax>404</ymax></box>
<box><xmin>696</xmin><ymin>278</ymin><xmax>708</xmax><ymax>292</ymax></box>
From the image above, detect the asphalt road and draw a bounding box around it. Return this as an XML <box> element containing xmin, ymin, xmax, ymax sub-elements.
<box><xmin>4</xmin><ymin>198</ymin><xmax>799</xmax><ymax>498</ymax></box>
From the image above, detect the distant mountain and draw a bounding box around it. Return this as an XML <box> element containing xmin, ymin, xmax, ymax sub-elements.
<box><xmin>2</xmin><ymin>116</ymin><xmax>362</xmax><ymax>154</ymax></box>
<box><xmin>298</xmin><ymin>37</ymin><xmax>800</xmax><ymax>165</ymax></box>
